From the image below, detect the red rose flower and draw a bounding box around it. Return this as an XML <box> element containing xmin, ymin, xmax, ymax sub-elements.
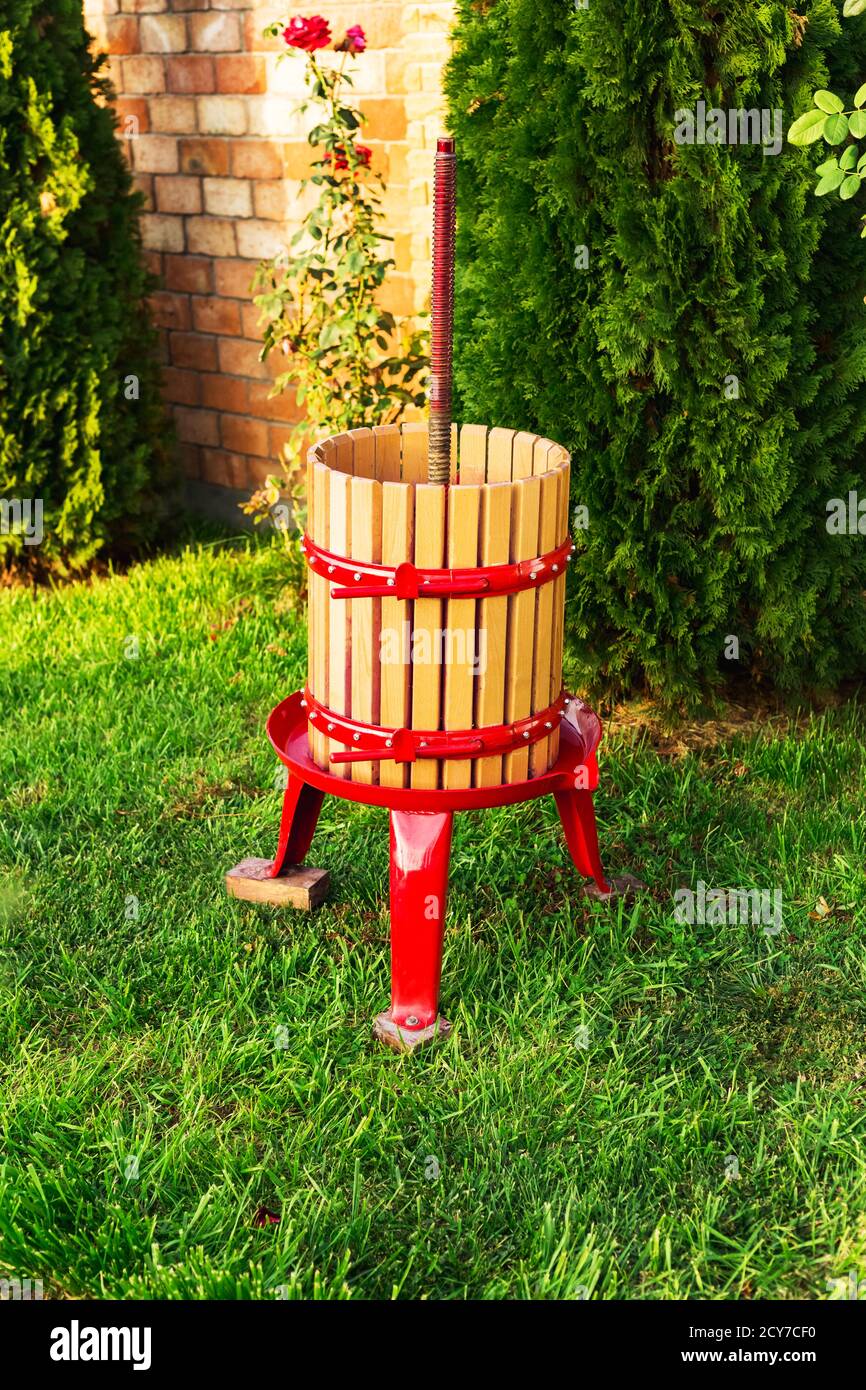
<box><xmin>283</xmin><ymin>14</ymin><xmax>331</xmax><ymax>51</ymax></box>
<box><xmin>335</xmin><ymin>24</ymin><xmax>366</xmax><ymax>54</ymax></box>
<box><xmin>331</xmin><ymin>143</ymin><xmax>372</xmax><ymax>172</ymax></box>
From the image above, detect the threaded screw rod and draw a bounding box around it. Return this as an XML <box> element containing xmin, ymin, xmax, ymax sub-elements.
<box><xmin>427</xmin><ymin>136</ymin><xmax>456</xmax><ymax>485</ymax></box>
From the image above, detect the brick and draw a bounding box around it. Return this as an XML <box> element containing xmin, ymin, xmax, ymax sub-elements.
<box><xmin>105</xmin><ymin>57</ymin><xmax>125</xmax><ymax>92</ymax></box>
<box><xmin>148</xmin><ymin>96</ymin><xmax>197</xmax><ymax>133</ymax></box>
<box><xmin>155</xmin><ymin>175</ymin><xmax>202</xmax><ymax>214</ymax></box>
<box><xmin>269</xmin><ymin>424</ymin><xmax>296</xmax><ymax>460</ymax></box>
<box><xmin>191</xmin><ymin>295</ymin><xmax>242</xmax><ymax>335</ymax></box>
<box><xmin>155</xmin><ymin>327</ymin><xmax>170</xmax><ymax>364</ymax></box>
<box><xmin>164</xmin><ymin>254</ymin><xmax>213</xmax><ymax>293</ymax></box>
<box><xmin>105</xmin><ymin>16</ymin><xmax>139</xmax><ymax>53</ymax></box>
<box><xmin>235</xmin><ymin>218</ymin><xmax>286</xmax><ymax>259</ymax></box>
<box><xmin>133</xmin><ymin>172</ymin><xmax>154</xmax><ymax>209</ymax></box>
<box><xmin>252</xmin><ymin>181</ymin><xmax>290</xmax><ymax>221</ymax></box>
<box><xmin>120</xmin><ymin>0</ymin><xmax>167</xmax><ymax>11</ymax></box>
<box><xmin>162</xmin><ymin>366</ymin><xmax>200</xmax><ymax>406</ymax></box>
<box><xmin>150</xmin><ymin>290</ymin><xmax>191</xmax><ymax>331</ymax></box>
<box><xmin>245</xmin><ymin>95</ymin><xmax>304</xmax><ymax>138</ymax></box>
<box><xmin>200</xmin><ymin>448</ymin><xmax>239</xmax><ymax>487</ymax></box>
<box><xmin>240</xmin><ymin>456</ymin><xmax>277</xmax><ymax>487</ymax></box>
<box><xmin>215</xmin><ymin>55</ymin><xmax>266</xmax><ymax>94</ymax></box>
<box><xmin>132</xmin><ymin>135</ymin><xmax>178</xmax><ymax>173</ymax></box>
<box><xmin>170</xmin><ymin>331</ymin><xmax>218</xmax><ymax>371</ymax></box>
<box><xmin>220</xmin><ymin>414</ymin><xmax>269</xmax><ymax>457</ymax></box>
<box><xmin>186</xmin><ymin>216</ymin><xmax>237</xmax><ymax>257</ymax></box>
<box><xmin>280</xmin><ymin>142</ymin><xmax>313</xmax><ymax>181</ymax></box>
<box><xmin>139</xmin><ymin>14</ymin><xmax>186</xmax><ymax>51</ymax></box>
<box><xmin>114</xmin><ymin>96</ymin><xmax>150</xmax><ymax>135</ymax></box>
<box><xmin>171</xmin><ymin>0</ymin><xmax>208</xmax><ymax>10</ymax></box>
<box><xmin>175</xmin><ymin>406</ymin><xmax>220</xmax><ymax>446</ymax></box>
<box><xmin>122</xmin><ymin>55</ymin><xmax>165</xmax><ymax>92</ymax></box>
<box><xmin>180</xmin><ymin>137</ymin><xmax>229</xmax><ymax>175</ymax></box>
<box><xmin>179</xmin><ymin>443</ymin><xmax>202</xmax><ymax>480</ymax></box>
<box><xmin>243</xmin><ymin>13</ymin><xmax>284</xmax><ymax>52</ymax></box>
<box><xmin>166</xmin><ymin>55</ymin><xmax>214</xmax><ymax>94</ymax></box>
<box><xmin>357</xmin><ymin>98</ymin><xmax>406</xmax><ymax>142</ymax></box>
<box><xmin>241</xmin><ymin>301</ymin><xmax>264</xmax><ymax>338</ymax></box>
<box><xmin>189</xmin><ymin>13</ymin><xmax>241</xmax><ymax>51</ymax></box>
<box><xmin>142</xmin><ymin>249</ymin><xmax>163</xmax><ymax>279</ymax></box>
<box><xmin>214</xmin><ymin>258</ymin><xmax>255</xmax><ymax>298</ymax></box>
<box><xmin>140</xmin><ymin>212</ymin><xmax>184</xmax><ymax>251</ymax></box>
<box><xmin>201</xmin><ymin>375</ymin><xmax>248</xmax><ymax>413</ymax></box>
<box><xmin>197</xmin><ymin>96</ymin><xmax>247</xmax><ymax>136</ymax></box>
<box><xmin>203</xmin><ymin>176</ymin><xmax>252</xmax><ymax>218</ymax></box>
<box><xmin>217</xmin><ymin>337</ymin><xmax>269</xmax><ymax>379</ymax></box>
<box><xmin>210</xmin><ymin>0</ymin><xmax>251</xmax><ymax>8</ymax></box>
<box><xmin>232</xmin><ymin>141</ymin><xmax>282</xmax><ymax>181</ymax></box>
<box><xmin>248</xmin><ymin>381</ymin><xmax>298</xmax><ymax>422</ymax></box>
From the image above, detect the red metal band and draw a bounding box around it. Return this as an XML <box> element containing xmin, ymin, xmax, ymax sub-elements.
<box><xmin>301</xmin><ymin>534</ymin><xmax>574</xmax><ymax>600</ymax></box>
<box><xmin>302</xmin><ymin>686</ymin><xmax>570</xmax><ymax>764</ymax></box>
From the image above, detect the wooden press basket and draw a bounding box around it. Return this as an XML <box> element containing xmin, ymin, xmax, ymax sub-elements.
<box><xmin>305</xmin><ymin>420</ymin><xmax>571</xmax><ymax>791</ymax></box>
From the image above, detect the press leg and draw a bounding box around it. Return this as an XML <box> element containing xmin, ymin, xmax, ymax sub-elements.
<box><xmin>373</xmin><ymin>809</ymin><xmax>453</xmax><ymax>1051</ymax></box>
<box><xmin>269</xmin><ymin>772</ymin><xmax>325</xmax><ymax>877</ymax></box>
<box><xmin>554</xmin><ymin>789</ymin><xmax>610</xmax><ymax>893</ymax></box>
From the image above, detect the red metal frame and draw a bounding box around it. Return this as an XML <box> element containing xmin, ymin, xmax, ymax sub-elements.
<box><xmin>264</xmin><ymin>690</ymin><xmax>609</xmax><ymax>1040</ymax></box>
<box><xmin>302</xmin><ymin>532</ymin><xmax>574</xmax><ymax>600</ymax></box>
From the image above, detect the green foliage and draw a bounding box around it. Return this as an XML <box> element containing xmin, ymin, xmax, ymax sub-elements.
<box><xmin>251</xmin><ymin>22</ymin><xmax>428</xmax><ymax>532</ymax></box>
<box><xmin>0</xmin><ymin>1</ymin><xmax>172</xmax><ymax>572</ymax></box>
<box><xmin>446</xmin><ymin>0</ymin><xmax>866</xmax><ymax>709</ymax></box>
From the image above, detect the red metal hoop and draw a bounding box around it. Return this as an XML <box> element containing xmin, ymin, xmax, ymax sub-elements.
<box><xmin>301</xmin><ymin>533</ymin><xmax>574</xmax><ymax>600</ymax></box>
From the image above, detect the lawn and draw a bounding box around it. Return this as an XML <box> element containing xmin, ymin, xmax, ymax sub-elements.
<box><xmin>1</xmin><ymin>538</ymin><xmax>865</xmax><ymax>1300</ymax></box>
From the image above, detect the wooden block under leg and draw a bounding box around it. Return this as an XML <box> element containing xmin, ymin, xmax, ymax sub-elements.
<box><xmin>225</xmin><ymin>857</ymin><xmax>330</xmax><ymax>910</ymax></box>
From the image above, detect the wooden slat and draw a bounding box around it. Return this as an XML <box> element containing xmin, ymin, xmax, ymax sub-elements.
<box><xmin>532</xmin><ymin>436</ymin><xmax>558</xmax><ymax>476</ymax></box>
<box><xmin>503</xmin><ymin>473</ymin><xmax>541</xmax><ymax>783</ymax></box>
<box><xmin>348</xmin><ymin>426</ymin><xmax>375</xmax><ymax>478</ymax></box>
<box><xmin>350</xmin><ymin>476</ymin><xmax>382</xmax><ymax>783</ymax></box>
<box><xmin>530</xmin><ymin>469</ymin><xmax>559</xmax><ymax>776</ymax></box>
<box><xmin>443</xmin><ymin>484</ymin><xmax>480</xmax><ymax>790</ymax></box>
<box><xmin>486</xmin><ymin>427</ymin><xmax>514</xmax><ymax>483</ymax></box>
<box><xmin>380</xmin><ymin>482</ymin><xmax>414</xmax><ymax>789</ymax></box>
<box><xmin>459</xmin><ymin>424</ymin><xmax>487</xmax><ymax>485</ymax></box>
<box><xmin>549</xmin><ymin>458</ymin><xmax>570</xmax><ymax>767</ymax></box>
<box><xmin>512</xmin><ymin>431</ymin><xmax>535</xmax><ymax>481</ymax></box>
<box><xmin>474</xmin><ymin>481</ymin><xmax>511</xmax><ymax>787</ymax></box>
<box><xmin>401</xmin><ymin>423</ymin><xmax>427</xmax><ymax>483</ymax></box>
<box><xmin>450</xmin><ymin>421</ymin><xmax>458</xmax><ymax>483</ymax></box>
<box><xmin>327</xmin><ymin>468</ymin><xmax>352</xmax><ymax>775</ymax></box>
<box><xmin>308</xmin><ymin>459</ymin><xmax>331</xmax><ymax>769</ymax></box>
<box><xmin>373</xmin><ymin>425</ymin><xmax>401</xmax><ymax>482</ymax></box>
<box><xmin>410</xmin><ymin>484</ymin><xmax>446</xmax><ymax>789</ymax></box>
<box><xmin>331</xmin><ymin>433</ymin><xmax>353</xmax><ymax>473</ymax></box>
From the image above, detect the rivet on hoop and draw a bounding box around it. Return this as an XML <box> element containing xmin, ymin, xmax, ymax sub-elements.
<box><xmin>353</xmin><ymin>732</ymin><xmax>360</xmax><ymax>742</ymax></box>
<box><xmin>419</xmin><ymin>740</ymin><xmax>428</xmax><ymax>748</ymax></box>
<box><xmin>552</xmin><ymin>564</ymin><xmax>559</xmax><ymax>573</ymax></box>
<box><xmin>545</xmin><ymin>721</ymin><xmax>553</xmax><ymax>730</ymax></box>
<box><xmin>300</xmin><ymin>699</ymin><xmax>307</xmax><ymax>708</ymax></box>
<box><xmin>529</xmin><ymin>571</ymin><xmax>538</xmax><ymax>581</ymax></box>
<box><xmin>387</xmin><ymin>578</ymin><xmax>395</xmax><ymax>587</ymax></box>
<box><xmin>523</xmin><ymin>731</ymin><xmax>530</xmax><ymax>740</ymax></box>
<box><xmin>385</xmin><ymin>738</ymin><xmax>393</xmax><ymax>747</ymax></box>
<box><xmin>327</xmin><ymin>565</ymin><xmax>335</xmax><ymax>575</ymax></box>
<box><xmin>564</xmin><ymin>697</ymin><xmax>571</xmax><ymax>706</ymax></box>
<box><xmin>327</xmin><ymin>723</ymin><xmax>335</xmax><ymax>732</ymax></box>
<box><xmin>353</xmin><ymin>572</ymin><xmax>361</xmax><ymax>582</ymax></box>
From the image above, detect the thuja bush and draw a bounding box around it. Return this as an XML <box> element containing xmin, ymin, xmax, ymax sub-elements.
<box><xmin>446</xmin><ymin>0</ymin><xmax>866</xmax><ymax>709</ymax></box>
<box><xmin>0</xmin><ymin>1</ymin><xmax>172</xmax><ymax>572</ymax></box>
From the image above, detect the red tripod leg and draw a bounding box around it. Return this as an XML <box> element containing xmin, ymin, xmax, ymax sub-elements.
<box><xmin>374</xmin><ymin>809</ymin><xmax>453</xmax><ymax>1050</ymax></box>
<box><xmin>268</xmin><ymin>771</ymin><xmax>325</xmax><ymax>878</ymax></box>
<box><xmin>554</xmin><ymin>789</ymin><xmax>610</xmax><ymax>893</ymax></box>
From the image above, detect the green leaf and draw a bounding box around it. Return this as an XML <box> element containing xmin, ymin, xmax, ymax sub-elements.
<box><xmin>788</xmin><ymin>109</ymin><xmax>828</xmax><ymax>145</ymax></box>
<box><xmin>317</xmin><ymin>322</ymin><xmax>341</xmax><ymax>350</ymax></box>
<box><xmin>816</xmin><ymin>156</ymin><xmax>839</xmax><ymax>175</ymax></box>
<box><xmin>823</xmin><ymin>113</ymin><xmax>850</xmax><ymax>145</ymax></box>
<box><xmin>858</xmin><ymin>152</ymin><xmax>866</xmax><ymax>172</ymax></box>
<box><xmin>844</xmin><ymin>0</ymin><xmax>866</xmax><ymax>15</ymax></box>
<box><xmin>840</xmin><ymin>174</ymin><xmax>862</xmax><ymax>199</ymax></box>
<box><xmin>816</xmin><ymin>169</ymin><xmax>846</xmax><ymax>194</ymax></box>
<box><xmin>814</xmin><ymin>90</ymin><xmax>845</xmax><ymax>114</ymax></box>
<box><xmin>840</xmin><ymin>145</ymin><xmax>859</xmax><ymax>170</ymax></box>
<box><xmin>849</xmin><ymin>111</ymin><xmax>866</xmax><ymax>137</ymax></box>
<box><xmin>855</xmin><ymin>83</ymin><xmax>866</xmax><ymax>109</ymax></box>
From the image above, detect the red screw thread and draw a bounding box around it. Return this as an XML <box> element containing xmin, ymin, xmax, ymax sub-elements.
<box><xmin>428</xmin><ymin>136</ymin><xmax>456</xmax><ymax>485</ymax></box>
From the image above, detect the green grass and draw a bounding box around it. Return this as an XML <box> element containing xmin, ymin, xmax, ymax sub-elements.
<box><xmin>1</xmin><ymin>537</ymin><xmax>865</xmax><ymax>1300</ymax></box>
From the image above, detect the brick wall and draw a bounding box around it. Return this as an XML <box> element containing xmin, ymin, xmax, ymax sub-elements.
<box><xmin>84</xmin><ymin>0</ymin><xmax>454</xmax><ymax>493</ymax></box>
